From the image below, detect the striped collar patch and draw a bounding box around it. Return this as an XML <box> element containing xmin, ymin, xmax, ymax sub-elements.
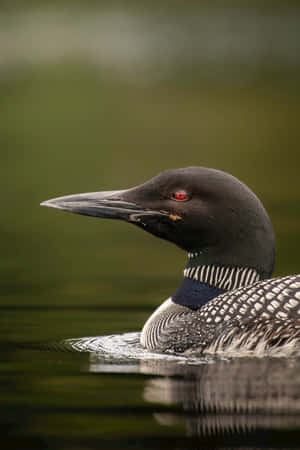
<box><xmin>183</xmin><ymin>265</ymin><xmax>261</xmax><ymax>291</ymax></box>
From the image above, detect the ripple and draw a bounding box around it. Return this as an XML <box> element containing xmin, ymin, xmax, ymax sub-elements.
<box><xmin>60</xmin><ymin>332</ymin><xmax>212</xmax><ymax>371</ymax></box>
<box><xmin>63</xmin><ymin>332</ymin><xmax>184</xmax><ymax>360</ymax></box>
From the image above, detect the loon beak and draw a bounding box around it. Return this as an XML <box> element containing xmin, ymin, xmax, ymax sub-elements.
<box><xmin>40</xmin><ymin>190</ymin><xmax>170</xmax><ymax>222</ymax></box>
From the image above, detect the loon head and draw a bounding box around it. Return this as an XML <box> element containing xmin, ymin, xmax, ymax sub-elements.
<box><xmin>41</xmin><ymin>167</ymin><xmax>275</xmax><ymax>279</ymax></box>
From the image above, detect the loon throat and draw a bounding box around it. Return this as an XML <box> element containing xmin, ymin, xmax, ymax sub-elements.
<box><xmin>172</xmin><ymin>263</ymin><xmax>261</xmax><ymax>310</ymax></box>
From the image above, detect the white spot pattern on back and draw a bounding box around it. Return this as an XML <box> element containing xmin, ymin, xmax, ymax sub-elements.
<box><xmin>141</xmin><ymin>274</ymin><xmax>300</xmax><ymax>356</ymax></box>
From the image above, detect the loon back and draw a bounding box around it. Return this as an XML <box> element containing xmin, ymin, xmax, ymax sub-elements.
<box><xmin>41</xmin><ymin>167</ymin><xmax>300</xmax><ymax>356</ymax></box>
<box><xmin>141</xmin><ymin>275</ymin><xmax>300</xmax><ymax>356</ymax></box>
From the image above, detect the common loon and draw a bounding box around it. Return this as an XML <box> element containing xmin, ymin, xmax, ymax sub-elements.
<box><xmin>41</xmin><ymin>167</ymin><xmax>300</xmax><ymax>356</ymax></box>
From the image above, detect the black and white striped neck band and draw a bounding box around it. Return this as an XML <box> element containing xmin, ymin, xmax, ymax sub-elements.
<box><xmin>183</xmin><ymin>264</ymin><xmax>261</xmax><ymax>291</ymax></box>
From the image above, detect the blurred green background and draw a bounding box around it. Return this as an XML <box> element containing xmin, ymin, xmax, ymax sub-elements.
<box><xmin>1</xmin><ymin>0</ymin><xmax>300</xmax><ymax>342</ymax></box>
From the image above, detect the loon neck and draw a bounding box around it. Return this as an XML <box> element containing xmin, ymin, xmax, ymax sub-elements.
<box><xmin>184</xmin><ymin>261</ymin><xmax>260</xmax><ymax>291</ymax></box>
<box><xmin>172</xmin><ymin>260</ymin><xmax>261</xmax><ymax>310</ymax></box>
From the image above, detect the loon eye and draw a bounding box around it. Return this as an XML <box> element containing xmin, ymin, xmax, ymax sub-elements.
<box><xmin>172</xmin><ymin>190</ymin><xmax>188</xmax><ymax>201</ymax></box>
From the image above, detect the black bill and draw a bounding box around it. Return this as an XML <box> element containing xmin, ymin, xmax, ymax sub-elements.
<box><xmin>40</xmin><ymin>190</ymin><xmax>171</xmax><ymax>222</ymax></box>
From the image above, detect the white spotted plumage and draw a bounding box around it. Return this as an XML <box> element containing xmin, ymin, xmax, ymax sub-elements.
<box><xmin>141</xmin><ymin>273</ymin><xmax>300</xmax><ymax>356</ymax></box>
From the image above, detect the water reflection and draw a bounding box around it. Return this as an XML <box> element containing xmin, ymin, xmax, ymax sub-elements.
<box><xmin>65</xmin><ymin>333</ymin><xmax>300</xmax><ymax>439</ymax></box>
<box><xmin>141</xmin><ymin>358</ymin><xmax>300</xmax><ymax>437</ymax></box>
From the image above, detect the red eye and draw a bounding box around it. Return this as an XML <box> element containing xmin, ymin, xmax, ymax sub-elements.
<box><xmin>173</xmin><ymin>191</ymin><xmax>187</xmax><ymax>201</ymax></box>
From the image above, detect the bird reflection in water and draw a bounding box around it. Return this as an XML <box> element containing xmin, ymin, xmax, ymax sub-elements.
<box><xmin>142</xmin><ymin>358</ymin><xmax>300</xmax><ymax>437</ymax></box>
<box><xmin>89</xmin><ymin>353</ymin><xmax>300</xmax><ymax>440</ymax></box>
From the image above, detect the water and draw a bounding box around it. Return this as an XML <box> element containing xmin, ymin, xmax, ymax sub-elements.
<box><xmin>1</xmin><ymin>2</ymin><xmax>300</xmax><ymax>448</ymax></box>
<box><xmin>2</xmin><ymin>323</ymin><xmax>300</xmax><ymax>449</ymax></box>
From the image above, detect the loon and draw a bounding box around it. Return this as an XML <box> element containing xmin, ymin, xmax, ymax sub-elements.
<box><xmin>41</xmin><ymin>167</ymin><xmax>300</xmax><ymax>356</ymax></box>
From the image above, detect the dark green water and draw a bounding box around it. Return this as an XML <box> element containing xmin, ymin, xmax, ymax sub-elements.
<box><xmin>1</xmin><ymin>2</ymin><xmax>300</xmax><ymax>448</ymax></box>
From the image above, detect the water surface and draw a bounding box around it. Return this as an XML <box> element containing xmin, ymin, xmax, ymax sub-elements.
<box><xmin>2</xmin><ymin>310</ymin><xmax>300</xmax><ymax>449</ymax></box>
